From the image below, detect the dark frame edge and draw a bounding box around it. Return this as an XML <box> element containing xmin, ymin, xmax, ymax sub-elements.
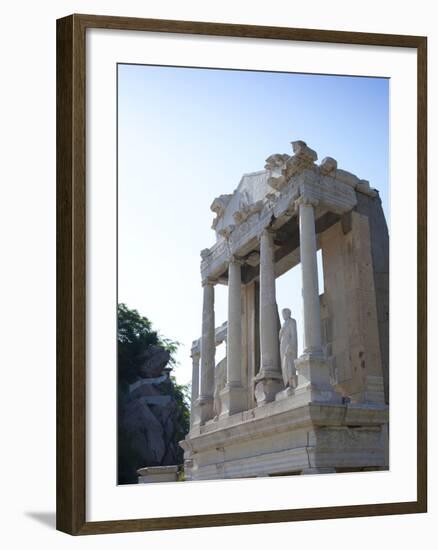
<box><xmin>56</xmin><ymin>14</ymin><xmax>87</xmax><ymax>535</ymax></box>
<box><xmin>416</xmin><ymin>36</ymin><xmax>427</xmax><ymax>513</ymax></box>
<box><xmin>75</xmin><ymin>501</ymin><xmax>424</xmax><ymax>536</ymax></box>
<box><xmin>73</xmin><ymin>12</ymin><xmax>426</xmax><ymax>47</ymax></box>
<box><xmin>56</xmin><ymin>13</ymin><xmax>428</xmax><ymax>536</ymax></box>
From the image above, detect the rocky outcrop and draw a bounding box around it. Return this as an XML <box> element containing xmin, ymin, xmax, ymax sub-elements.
<box><xmin>118</xmin><ymin>345</ymin><xmax>187</xmax><ymax>484</ymax></box>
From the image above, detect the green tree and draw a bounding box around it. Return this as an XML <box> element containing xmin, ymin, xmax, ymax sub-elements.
<box><xmin>118</xmin><ymin>303</ymin><xmax>179</xmax><ymax>385</ymax></box>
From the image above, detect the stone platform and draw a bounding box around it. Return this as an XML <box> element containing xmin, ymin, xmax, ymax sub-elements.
<box><xmin>180</xmin><ymin>398</ymin><xmax>388</xmax><ymax>480</ymax></box>
<box><xmin>137</xmin><ymin>465</ymin><xmax>179</xmax><ymax>483</ymax></box>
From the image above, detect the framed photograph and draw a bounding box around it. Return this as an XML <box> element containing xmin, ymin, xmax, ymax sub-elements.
<box><xmin>56</xmin><ymin>14</ymin><xmax>427</xmax><ymax>535</ymax></box>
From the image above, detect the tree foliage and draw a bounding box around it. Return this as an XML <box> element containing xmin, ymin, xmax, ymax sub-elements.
<box><xmin>118</xmin><ymin>303</ymin><xmax>179</xmax><ymax>385</ymax></box>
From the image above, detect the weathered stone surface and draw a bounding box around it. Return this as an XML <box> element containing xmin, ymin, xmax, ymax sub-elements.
<box><xmin>320</xmin><ymin>212</ymin><xmax>385</xmax><ymax>403</ymax></box>
<box><xmin>118</xmin><ymin>345</ymin><xmax>185</xmax><ymax>484</ymax></box>
<box><xmin>138</xmin><ymin>345</ymin><xmax>170</xmax><ymax>378</ymax></box>
<box><xmin>181</xmin><ymin>401</ymin><xmax>388</xmax><ymax>480</ymax></box>
<box><xmin>355</xmin><ymin>193</ymin><xmax>389</xmax><ymax>404</ymax></box>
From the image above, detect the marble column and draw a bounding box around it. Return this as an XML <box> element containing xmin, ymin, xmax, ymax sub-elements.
<box><xmin>189</xmin><ymin>344</ymin><xmax>200</xmax><ymax>427</ymax></box>
<box><xmin>227</xmin><ymin>259</ymin><xmax>242</xmax><ymax>385</ymax></box>
<box><xmin>294</xmin><ymin>198</ymin><xmax>341</xmax><ymax>404</ymax></box>
<box><xmin>299</xmin><ymin>199</ymin><xmax>323</xmax><ymax>355</ymax></box>
<box><xmin>199</xmin><ymin>281</ymin><xmax>215</xmax><ymax>423</ymax></box>
<box><xmin>220</xmin><ymin>258</ymin><xmax>247</xmax><ymax>415</ymax></box>
<box><xmin>254</xmin><ymin>229</ymin><xmax>283</xmax><ymax>405</ymax></box>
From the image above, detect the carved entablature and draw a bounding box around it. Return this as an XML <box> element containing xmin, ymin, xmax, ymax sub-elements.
<box><xmin>228</xmin><ymin>207</ymin><xmax>272</xmax><ymax>257</ymax></box>
<box><xmin>232</xmin><ymin>198</ymin><xmax>264</xmax><ymax>224</ymax></box>
<box><xmin>200</xmin><ymin>239</ymin><xmax>229</xmax><ymax>282</ymax></box>
<box><xmin>200</xmin><ymin>140</ymin><xmax>378</xmax><ymax>281</ymax></box>
<box><xmin>323</xmin><ymin>163</ymin><xmax>377</xmax><ymax>198</ymax></box>
<box><xmin>297</xmin><ymin>169</ymin><xmax>358</xmax><ymax>215</ymax></box>
<box><xmin>215</xmin><ymin>321</ymin><xmax>228</xmax><ymax>345</ymax></box>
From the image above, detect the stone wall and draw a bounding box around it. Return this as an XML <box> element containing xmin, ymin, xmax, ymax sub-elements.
<box><xmin>320</xmin><ymin>211</ymin><xmax>385</xmax><ymax>403</ymax></box>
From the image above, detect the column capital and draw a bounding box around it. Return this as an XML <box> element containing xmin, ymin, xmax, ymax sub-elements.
<box><xmin>190</xmin><ymin>338</ymin><xmax>201</xmax><ymax>358</ymax></box>
<box><xmin>257</xmin><ymin>226</ymin><xmax>276</xmax><ymax>241</ymax></box>
<box><xmin>201</xmin><ymin>277</ymin><xmax>217</xmax><ymax>287</ymax></box>
<box><xmin>227</xmin><ymin>255</ymin><xmax>244</xmax><ymax>266</ymax></box>
<box><xmin>295</xmin><ymin>195</ymin><xmax>319</xmax><ymax>208</ymax></box>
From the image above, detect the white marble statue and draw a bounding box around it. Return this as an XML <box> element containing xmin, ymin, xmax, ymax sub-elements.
<box><xmin>279</xmin><ymin>308</ymin><xmax>298</xmax><ymax>388</ymax></box>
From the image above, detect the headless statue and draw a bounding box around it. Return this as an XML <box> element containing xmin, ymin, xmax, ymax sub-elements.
<box><xmin>279</xmin><ymin>308</ymin><xmax>298</xmax><ymax>388</ymax></box>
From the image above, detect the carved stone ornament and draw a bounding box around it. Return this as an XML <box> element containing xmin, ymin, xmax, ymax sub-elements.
<box><xmin>210</xmin><ymin>194</ymin><xmax>232</xmax><ymax>229</ymax></box>
<box><xmin>265</xmin><ymin>141</ymin><xmax>318</xmax><ymax>191</ymax></box>
<box><xmin>319</xmin><ymin>156</ymin><xmax>338</xmax><ymax>176</ymax></box>
<box><xmin>233</xmin><ymin>198</ymin><xmax>264</xmax><ymax>224</ymax></box>
<box><xmin>218</xmin><ymin>224</ymin><xmax>235</xmax><ymax>239</ymax></box>
<box><xmin>265</xmin><ymin>153</ymin><xmax>291</xmax><ymax>191</ymax></box>
<box><xmin>283</xmin><ymin>140</ymin><xmax>318</xmax><ymax>179</ymax></box>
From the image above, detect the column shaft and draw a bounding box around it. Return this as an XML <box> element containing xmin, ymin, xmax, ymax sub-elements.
<box><xmin>299</xmin><ymin>202</ymin><xmax>323</xmax><ymax>354</ymax></box>
<box><xmin>227</xmin><ymin>260</ymin><xmax>242</xmax><ymax>386</ymax></box>
<box><xmin>200</xmin><ymin>283</ymin><xmax>215</xmax><ymax>399</ymax></box>
<box><xmin>190</xmin><ymin>351</ymin><xmax>200</xmax><ymax>404</ymax></box>
<box><xmin>259</xmin><ymin>230</ymin><xmax>280</xmax><ymax>373</ymax></box>
<box><xmin>293</xmin><ymin>199</ymin><xmax>341</xmax><ymax>404</ymax></box>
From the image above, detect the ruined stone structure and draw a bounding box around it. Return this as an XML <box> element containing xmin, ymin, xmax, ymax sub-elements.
<box><xmin>180</xmin><ymin>140</ymin><xmax>389</xmax><ymax>480</ymax></box>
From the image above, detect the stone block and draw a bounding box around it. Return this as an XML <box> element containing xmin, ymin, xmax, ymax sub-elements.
<box><xmin>137</xmin><ymin>465</ymin><xmax>179</xmax><ymax>484</ymax></box>
<box><xmin>219</xmin><ymin>384</ymin><xmax>248</xmax><ymax>417</ymax></box>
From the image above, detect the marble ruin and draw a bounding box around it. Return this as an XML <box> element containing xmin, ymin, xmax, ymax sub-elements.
<box><xmin>180</xmin><ymin>140</ymin><xmax>389</xmax><ymax>480</ymax></box>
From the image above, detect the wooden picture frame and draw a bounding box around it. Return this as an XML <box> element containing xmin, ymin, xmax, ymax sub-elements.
<box><xmin>56</xmin><ymin>13</ymin><xmax>427</xmax><ymax>535</ymax></box>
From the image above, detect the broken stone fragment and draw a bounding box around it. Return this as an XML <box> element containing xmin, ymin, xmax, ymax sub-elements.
<box><xmin>291</xmin><ymin>140</ymin><xmax>318</xmax><ymax>162</ymax></box>
<box><xmin>320</xmin><ymin>156</ymin><xmax>338</xmax><ymax>176</ymax></box>
<box><xmin>283</xmin><ymin>140</ymin><xmax>318</xmax><ymax>178</ymax></box>
<box><xmin>357</xmin><ymin>180</ymin><xmax>377</xmax><ymax>197</ymax></box>
<box><xmin>200</xmin><ymin>248</ymin><xmax>210</xmax><ymax>260</ymax></box>
<box><xmin>335</xmin><ymin>169</ymin><xmax>360</xmax><ymax>188</ymax></box>
<box><xmin>264</xmin><ymin>153</ymin><xmax>290</xmax><ymax>172</ymax></box>
<box><xmin>267</xmin><ymin>174</ymin><xmax>287</xmax><ymax>191</ymax></box>
<box><xmin>210</xmin><ymin>194</ymin><xmax>232</xmax><ymax>216</ymax></box>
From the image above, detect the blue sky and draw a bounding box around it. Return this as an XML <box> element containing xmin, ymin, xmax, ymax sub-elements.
<box><xmin>118</xmin><ymin>64</ymin><xmax>389</xmax><ymax>385</ymax></box>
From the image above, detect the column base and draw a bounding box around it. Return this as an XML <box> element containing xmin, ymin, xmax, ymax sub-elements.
<box><xmin>294</xmin><ymin>353</ymin><xmax>342</xmax><ymax>405</ymax></box>
<box><xmin>254</xmin><ymin>369</ymin><xmax>284</xmax><ymax>406</ymax></box>
<box><xmin>219</xmin><ymin>384</ymin><xmax>247</xmax><ymax>417</ymax></box>
<box><xmin>197</xmin><ymin>395</ymin><xmax>214</xmax><ymax>425</ymax></box>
